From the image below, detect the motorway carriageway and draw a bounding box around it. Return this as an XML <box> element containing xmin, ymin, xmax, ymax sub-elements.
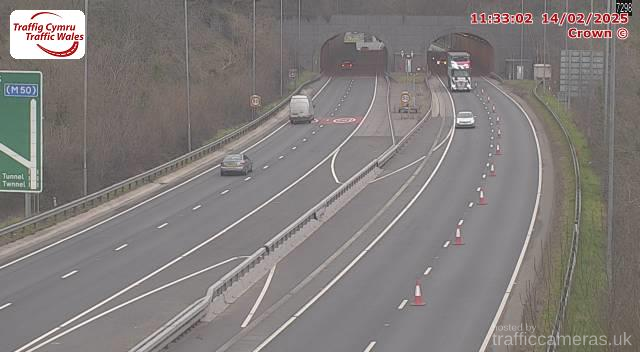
<box><xmin>166</xmin><ymin>76</ymin><xmax>542</xmax><ymax>352</ymax></box>
<box><xmin>0</xmin><ymin>75</ymin><xmax>397</xmax><ymax>352</ymax></box>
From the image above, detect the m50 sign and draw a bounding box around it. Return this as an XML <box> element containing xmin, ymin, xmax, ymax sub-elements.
<box><xmin>0</xmin><ymin>71</ymin><xmax>43</xmax><ymax>193</ymax></box>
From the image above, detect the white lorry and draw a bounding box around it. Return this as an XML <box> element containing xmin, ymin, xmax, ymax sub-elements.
<box><xmin>447</xmin><ymin>51</ymin><xmax>472</xmax><ymax>92</ymax></box>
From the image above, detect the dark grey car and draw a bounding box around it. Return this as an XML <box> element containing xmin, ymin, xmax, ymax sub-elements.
<box><xmin>220</xmin><ymin>154</ymin><xmax>253</xmax><ymax>176</ymax></box>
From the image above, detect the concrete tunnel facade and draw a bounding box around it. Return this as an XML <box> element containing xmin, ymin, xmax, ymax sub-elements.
<box><xmin>284</xmin><ymin>15</ymin><xmax>528</xmax><ymax>77</ymax></box>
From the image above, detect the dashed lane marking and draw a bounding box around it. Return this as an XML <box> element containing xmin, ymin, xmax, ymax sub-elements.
<box><xmin>61</xmin><ymin>270</ymin><xmax>78</xmax><ymax>279</ymax></box>
<box><xmin>114</xmin><ymin>244</ymin><xmax>128</xmax><ymax>251</ymax></box>
<box><xmin>363</xmin><ymin>341</ymin><xmax>377</xmax><ymax>352</ymax></box>
<box><xmin>397</xmin><ymin>299</ymin><xmax>408</xmax><ymax>310</ymax></box>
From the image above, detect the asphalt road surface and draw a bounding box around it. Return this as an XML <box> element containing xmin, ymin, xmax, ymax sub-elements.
<box><xmin>0</xmin><ymin>76</ymin><xmax>386</xmax><ymax>352</ymax></box>
<box><xmin>169</xmin><ymin>77</ymin><xmax>541</xmax><ymax>352</ymax></box>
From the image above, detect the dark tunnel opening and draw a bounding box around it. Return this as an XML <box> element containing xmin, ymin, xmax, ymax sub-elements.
<box><xmin>321</xmin><ymin>32</ymin><xmax>388</xmax><ymax>75</ymax></box>
<box><xmin>427</xmin><ymin>32</ymin><xmax>494</xmax><ymax>77</ymax></box>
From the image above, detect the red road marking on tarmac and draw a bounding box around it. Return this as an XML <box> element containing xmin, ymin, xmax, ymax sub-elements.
<box><xmin>316</xmin><ymin>116</ymin><xmax>363</xmax><ymax>125</ymax></box>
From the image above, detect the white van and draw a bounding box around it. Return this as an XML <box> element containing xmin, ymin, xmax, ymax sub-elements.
<box><xmin>289</xmin><ymin>95</ymin><xmax>314</xmax><ymax>124</ymax></box>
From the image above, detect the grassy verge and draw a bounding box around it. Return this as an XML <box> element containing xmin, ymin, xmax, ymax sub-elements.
<box><xmin>0</xmin><ymin>216</ymin><xmax>21</xmax><ymax>230</ymax></box>
<box><xmin>506</xmin><ymin>80</ymin><xmax>608</xmax><ymax>351</ymax></box>
<box><xmin>538</xmin><ymin>86</ymin><xmax>608</xmax><ymax>352</ymax></box>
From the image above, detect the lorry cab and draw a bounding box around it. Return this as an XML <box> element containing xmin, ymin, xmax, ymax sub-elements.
<box><xmin>289</xmin><ymin>95</ymin><xmax>314</xmax><ymax>124</ymax></box>
<box><xmin>449</xmin><ymin>69</ymin><xmax>472</xmax><ymax>92</ymax></box>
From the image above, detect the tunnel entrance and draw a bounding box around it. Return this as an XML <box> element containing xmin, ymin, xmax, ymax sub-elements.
<box><xmin>427</xmin><ymin>32</ymin><xmax>494</xmax><ymax>77</ymax></box>
<box><xmin>321</xmin><ymin>32</ymin><xmax>388</xmax><ymax>75</ymax></box>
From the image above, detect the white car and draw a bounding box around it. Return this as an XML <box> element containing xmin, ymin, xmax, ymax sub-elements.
<box><xmin>455</xmin><ymin>111</ymin><xmax>476</xmax><ymax>128</ymax></box>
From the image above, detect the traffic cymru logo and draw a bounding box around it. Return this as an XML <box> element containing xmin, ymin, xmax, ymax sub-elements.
<box><xmin>10</xmin><ymin>10</ymin><xmax>85</xmax><ymax>60</ymax></box>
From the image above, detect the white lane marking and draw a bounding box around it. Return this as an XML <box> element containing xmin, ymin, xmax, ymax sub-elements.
<box><xmin>21</xmin><ymin>257</ymin><xmax>244</xmax><ymax>352</ymax></box>
<box><xmin>478</xmin><ymin>78</ymin><xmax>542</xmax><ymax>352</ymax></box>
<box><xmin>192</xmin><ymin>205</ymin><xmax>202</xmax><ymax>211</ymax></box>
<box><xmin>330</xmin><ymin>148</ymin><xmax>342</xmax><ymax>184</ymax></box>
<box><xmin>220</xmin><ymin>189</ymin><xmax>230</xmax><ymax>195</ymax></box>
<box><xmin>114</xmin><ymin>244</ymin><xmax>128</xmax><ymax>252</ymax></box>
<box><xmin>386</xmin><ymin>75</ymin><xmax>396</xmax><ymax>145</ymax></box>
<box><xmin>251</xmin><ymin>76</ymin><xmax>456</xmax><ymax>352</ymax></box>
<box><xmin>370</xmin><ymin>156</ymin><xmax>426</xmax><ymax>183</ymax></box>
<box><xmin>0</xmin><ymin>302</ymin><xmax>12</xmax><ymax>311</ymax></box>
<box><xmin>331</xmin><ymin>75</ymin><xmax>379</xmax><ymax>184</ymax></box>
<box><xmin>292</xmin><ymin>146</ymin><xmax>297</xmax><ymax>150</ymax></box>
<box><xmin>312</xmin><ymin>77</ymin><xmax>334</xmax><ymax>101</ymax></box>
<box><xmin>432</xmin><ymin>125</ymin><xmax>453</xmax><ymax>152</ymax></box>
<box><xmin>363</xmin><ymin>341</ymin><xmax>377</xmax><ymax>352</ymax></box>
<box><xmin>241</xmin><ymin>264</ymin><xmax>277</xmax><ymax>328</ymax></box>
<box><xmin>302</xmin><ymin>138</ymin><xmax>307</xmax><ymax>142</ymax></box>
<box><xmin>320</xmin><ymin>125</ymin><xmax>324</xmax><ymax>128</ymax></box>
<box><xmin>16</xmin><ymin>77</ymin><xmax>377</xmax><ymax>352</ymax></box>
<box><xmin>244</xmin><ymin>176</ymin><xmax>252</xmax><ymax>181</ymax></box>
<box><xmin>458</xmin><ymin>219</ymin><xmax>464</xmax><ymax>227</ymax></box>
<box><xmin>312</xmin><ymin>131</ymin><xmax>316</xmax><ymax>135</ymax></box>
<box><xmin>468</xmin><ymin>202</ymin><xmax>474</xmax><ymax>208</ymax></box>
<box><xmin>476</xmin><ymin>186</ymin><xmax>482</xmax><ymax>192</ymax></box>
<box><xmin>424</xmin><ymin>266</ymin><xmax>432</xmax><ymax>276</ymax></box>
<box><xmin>61</xmin><ymin>270</ymin><xmax>78</xmax><ymax>279</ymax></box>
<box><xmin>253</xmin><ymin>316</ymin><xmax>296</xmax><ymax>352</ymax></box>
<box><xmin>397</xmin><ymin>299</ymin><xmax>408</xmax><ymax>310</ymax></box>
<box><xmin>0</xmin><ymin>77</ymin><xmax>335</xmax><ymax>273</ymax></box>
<box><xmin>443</xmin><ymin>241</ymin><xmax>450</xmax><ymax>248</ymax></box>
<box><xmin>263</xmin><ymin>165</ymin><xmax>269</xmax><ymax>169</ymax></box>
<box><xmin>278</xmin><ymin>155</ymin><xmax>284</xmax><ymax>159</ymax></box>
<box><xmin>157</xmin><ymin>223</ymin><xmax>168</xmax><ymax>229</ymax></box>
<box><xmin>226</xmin><ymin>104</ymin><xmax>434</xmax><ymax>352</ymax></box>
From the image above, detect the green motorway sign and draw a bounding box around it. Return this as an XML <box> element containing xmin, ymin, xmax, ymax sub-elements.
<box><xmin>0</xmin><ymin>71</ymin><xmax>43</xmax><ymax>193</ymax></box>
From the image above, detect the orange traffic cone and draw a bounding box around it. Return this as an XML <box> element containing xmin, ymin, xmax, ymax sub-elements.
<box><xmin>489</xmin><ymin>163</ymin><xmax>496</xmax><ymax>176</ymax></box>
<box><xmin>492</xmin><ymin>104</ymin><xmax>496</xmax><ymax>113</ymax></box>
<box><xmin>497</xmin><ymin>128</ymin><xmax>502</xmax><ymax>138</ymax></box>
<box><xmin>454</xmin><ymin>227</ymin><xmax>465</xmax><ymax>245</ymax></box>
<box><xmin>496</xmin><ymin>143</ymin><xmax>503</xmax><ymax>155</ymax></box>
<box><xmin>495</xmin><ymin>115</ymin><xmax>501</xmax><ymax>124</ymax></box>
<box><xmin>412</xmin><ymin>280</ymin><xmax>426</xmax><ymax>306</ymax></box>
<box><xmin>479</xmin><ymin>188</ymin><xmax>488</xmax><ymax>205</ymax></box>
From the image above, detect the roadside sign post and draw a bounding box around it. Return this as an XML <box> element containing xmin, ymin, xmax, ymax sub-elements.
<box><xmin>250</xmin><ymin>94</ymin><xmax>262</xmax><ymax>109</ymax></box>
<box><xmin>0</xmin><ymin>71</ymin><xmax>43</xmax><ymax>217</ymax></box>
<box><xmin>288</xmin><ymin>68</ymin><xmax>297</xmax><ymax>91</ymax></box>
<box><xmin>288</xmin><ymin>68</ymin><xmax>297</xmax><ymax>80</ymax></box>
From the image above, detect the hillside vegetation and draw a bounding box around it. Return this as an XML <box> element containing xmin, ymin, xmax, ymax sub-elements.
<box><xmin>0</xmin><ymin>0</ymin><xmax>289</xmax><ymax>217</ymax></box>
